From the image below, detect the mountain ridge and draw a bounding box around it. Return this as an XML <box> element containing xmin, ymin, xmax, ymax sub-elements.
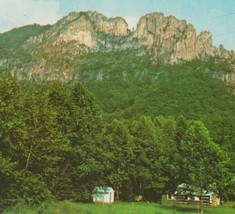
<box><xmin>0</xmin><ymin>10</ymin><xmax>234</xmax><ymax>85</ymax></box>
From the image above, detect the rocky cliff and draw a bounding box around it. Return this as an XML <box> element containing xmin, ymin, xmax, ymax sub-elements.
<box><xmin>0</xmin><ymin>11</ymin><xmax>234</xmax><ymax>85</ymax></box>
<box><xmin>136</xmin><ymin>12</ymin><xmax>234</xmax><ymax>63</ymax></box>
<box><xmin>25</xmin><ymin>11</ymin><xmax>128</xmax><ymax>48</ymax></box>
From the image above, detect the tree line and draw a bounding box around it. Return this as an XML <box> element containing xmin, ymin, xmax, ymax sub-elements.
<box><xmin>0</xmin><ymin>74</ymin><xmax>233</xmax><ymax>211</ymax></box>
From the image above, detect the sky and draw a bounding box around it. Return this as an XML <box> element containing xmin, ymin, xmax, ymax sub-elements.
<box><xmin>0</xmin><ymin>0</ymin><xmax>234</xmax><ymax>50</ymax></box>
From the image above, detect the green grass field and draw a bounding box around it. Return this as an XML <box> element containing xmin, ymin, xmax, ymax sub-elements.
<box><xmin>2</xmin><ymin>201</ymin><xmax>235</xmax><ymax>214</ymax></box>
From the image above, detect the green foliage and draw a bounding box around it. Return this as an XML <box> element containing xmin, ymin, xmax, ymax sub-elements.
<box><xmin>82</xmin><ymin>51</ymin><xmax>235</xmax><ymax>168</ymax></box>
<box><xmin>0</xmin><ymin>22</ymin><xmax>234</xmax><ymax>211</ymax></box>
<box><xmin>179</xmin><ymin>121</ymin><xmax>230</xmax><ymax>197</ymax></box>
<box><xmin>0</xmin><ymin>70</ymin><xmax>234</xmax><ymax>209</ymax></box>
<box><xmin>0</xmin><ymin>24</ymin><xmax>50</xmax><ymax>59</ymax></box>
<box><xmin>11</xmin><ymin>171</ymin><xmax>53</xmax><ymax>205</ymax></box>
<box><xmin>0</xmin><ymin>153</ymin><xmax>16</xmax><ymax>205</ymax></box>
<box><xmin>104</xmin><ymin>120</ymin><xmax>135</xmax><ymax>200</ymax></box>
<box><xmin>0</xmin><ymin>75</ymin><xmax>105</xmax><ymax>208</ymax></box>
<box><xmin>227</xmin><ymin>177</ymin><xmax>235</xmax><ymax>200</ymax></box>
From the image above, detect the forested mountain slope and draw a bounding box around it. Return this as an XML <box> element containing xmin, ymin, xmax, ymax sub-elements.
<box><xmin>80</xmin><ymin>50</ymin><xmax>235</xmax><ymax>158</ymax></box>
<box><xmin>0</xmin><ymin>10</ymin><xmax>235</xmax><ymax>208</ymax></box>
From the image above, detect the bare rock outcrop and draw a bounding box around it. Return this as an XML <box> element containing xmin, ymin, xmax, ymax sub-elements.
<box><xmin>133</xmin><ymin>12</ymin><xmax>235</xmax><ymax>86</ymax></box>
<box><xmin>195</xmin><ymin>31</ymin><xmax>216</xmax><ymax>59</ymax></box>
<box><xmin>3</xmin><ymin>11</ymin><xmax>235</xmax><ymax>85</ymax></box>
<box><xmin>26</xmin><ymin>11</ymin><xmax>128</xmax><ymax>48</ymax></box>
<box><xmin>135</xmin><ymin>12</ymin><xmax>222</xmax><ymax>63</ymax></box>
<box><xmin>26</xmin><ymin>11</ymin><xmax>234</xmax><ymax>65</ymax></box>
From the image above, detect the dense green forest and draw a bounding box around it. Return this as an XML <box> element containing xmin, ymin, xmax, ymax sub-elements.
<box><xmin>0</xmin><ymin>72</ymin><xmax>234</xmax><ymax>211</ymax></box>
<box><xmin>79</xmin><ymin>50</ymin><xmax>235</xmax><ymax>162</ymax></box>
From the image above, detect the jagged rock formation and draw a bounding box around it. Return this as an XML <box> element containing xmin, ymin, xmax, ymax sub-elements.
<box><xmin>136</xmin><ymin>12</ymin><xmax>234</xmax><ymax>63</ymax></box>
<box><xmin>55</xmin><ymin>12</ymin><xmax>125</xmax><ymax>47</ymax></box>
<box><xmin>0</xmin><ymin>10</ymin><xmax>234</xmax><ymax>85</ymax></box>
<box><xmin>26</xmin><ymin>11</ymin><xmax>128</xmax><ymax>48</ymax></box>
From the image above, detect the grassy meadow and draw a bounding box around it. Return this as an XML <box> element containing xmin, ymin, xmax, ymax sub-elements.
<box><xmin>2</xmin><ymin>201</ymin><xmax>235</xmax><ymax>214</ymax></box>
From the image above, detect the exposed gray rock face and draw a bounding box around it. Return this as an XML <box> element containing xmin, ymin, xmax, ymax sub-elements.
<box><xmin>26</xmin><ymin>11</ymin><xmax>128</xmax><ymax>48</ymax></box>
<box><xmin>136</xmin><ymin>13</ymin><xmax>198</xmax><ymax>63</ymax></box>
<box><xmin>1</xmin><ymin>11</ymin><xmax>235</xmax><ymax>85</ymax></box>
<box><xmin>136</xmin><ymin>13</ymin><xmax>225</xmax><ymax>63</ymax></box>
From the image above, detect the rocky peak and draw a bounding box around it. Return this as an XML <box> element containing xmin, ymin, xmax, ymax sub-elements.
<box><xmin>26</xmin><ymin>11</ymin><xmax>128</xmax><ymax>48</ymax></box>
<box><xmin>135</xmin><ymin>12</ymin><xmax>235</xmax><ymax>65</ymax></box>
<box><xmin>26</xmin><ymin>11</ymin><xmax>233</xmax><ymax>63</ymax></box>
<box><xmin>64</xmin><ymin>11</ymin><xmax>128</xmax><ymax>37</ymax></box>
<box><xmin>195</xmin><ymin>31</ymin><xmax>216</xmax><ymax>59</ymax></box>
<box><xmin>136</xmin><ymin>12</ymin><xmax>218</xmax><ymax>63</ymax></box>
<box><xmin>2</xmin><ymin>11</ymin><xmax>234</xmax><ymax>85</ymax></box>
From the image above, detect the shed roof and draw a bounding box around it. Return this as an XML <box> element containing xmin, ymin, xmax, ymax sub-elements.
<box><xmin>93</xmin><ymin>186</ymin><xmax>114</xmax><ymax>193</ymax></box>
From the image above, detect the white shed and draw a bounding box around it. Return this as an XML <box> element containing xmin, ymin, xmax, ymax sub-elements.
<box><xmin>93</xmin><ymin>186</ymin><xmax>114</xmax><ymax>204</ymax></box>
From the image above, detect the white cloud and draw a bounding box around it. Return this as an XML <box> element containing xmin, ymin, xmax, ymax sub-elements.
<box><xmin>123</xmin><ymin>16</ymin><xmax>139</xmax><ymax>30</ymax></box>
<box><xmin>0</xmin><ymin>0</ymin><xmax>60</xmax><ymax>32</ymax></box>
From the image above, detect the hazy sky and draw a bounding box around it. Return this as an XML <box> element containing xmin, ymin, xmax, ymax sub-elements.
<box><xmin>0</xmin><ymin>0</ymin><xmax>234</xmax><ymax>50</ymax></box>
